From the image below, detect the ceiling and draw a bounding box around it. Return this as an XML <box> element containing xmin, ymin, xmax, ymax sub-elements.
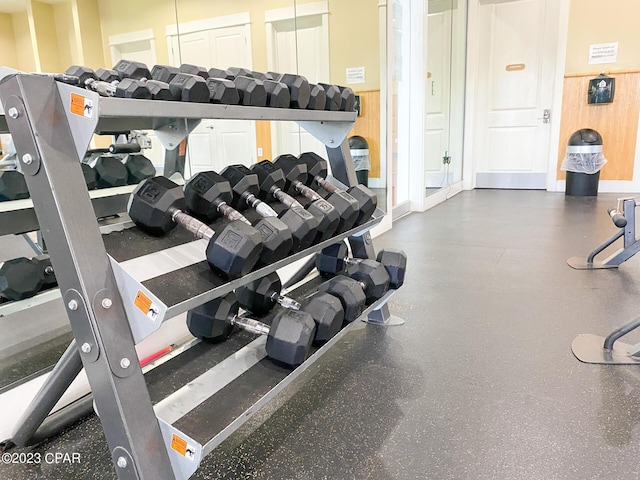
<box><xmin>0</xmin><ymin>0</ymin><xmax>69</xmax><ymax>15</ymax></box>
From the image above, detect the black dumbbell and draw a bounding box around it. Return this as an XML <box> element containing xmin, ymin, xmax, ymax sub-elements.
<box><xmin>300</xmin><ymin>292</ymin><xmax>344</xmax><ymax>343</ymax></box>
<box><xmin>93</xmin><ymin>155</ymin><xmax>128</xmax><ymax>188</ymax></box>
<box><xmin>337</xmin><ymin>85</ymin><xmax>356</xmax><ymax>111</ymax></box>
<box><xmin>184</xmin><ymin>171</ymin><xmax>289</xmax><ymax>266</ymax></box>
<box><xmin>318</xmin><ymin>83</ymin><xmax>341</xmax><ymax>111</ymax></box>
<box><xmin>0</xmin><ymin>255</ymin><xmax>56</xmax><ymax>301</ymax></box>
<box><xmin>318</xmin><ymin>275</ymin><xmax>367</xmax><ymax>323</ymax></box>
<box><xmin>317</xmin><ymin>242</ymin><xmax>407</xmax><ymax>289</ymax></box>
<box><xmin>269</xmin><ymin>72</ymin><xmax>310</xmax><ymax>109</ymax></box>
<box><xmin>129</xmin><ymin>176</ymin><xmax>263</xmax><ymax>279</ymax></box>
<box><xmin>0</xmin><ymin>170</ymin><xmax>29</xmax><ymax>201</ymax></box>
<box><xmin>81</xmin><ymin>163</ymin><xmax>97</xmax><ymax>190</ymax></box>
<box><xmin>103</xmin><ymin>64</ymin><xmax>173</xmax><ymax>101</ymax></box>
<box><xmin>236</xmin><ymin>272</ymin><xmax>301</xmax><ymax>316</ymax></box>
<box><xmin>241</xmin><ymin>70</ymin><xmax>290</xmax><ymax>108</ymax></box>
<box><xmin>179</xmin><ymin>63</ymin><xmax>209</xmax><ymax>79</ymax></box>
<box><xmin>222</xmin><ymin>164</ymin><xmax>321</xmax><ymax>253</ymax></box>
<box><xmin>187</xmin><ymin>292</ymin><xmax>315</xmax><ymax>368</ymax></box>
<box><xmin>124</xmin><ymin>153</ymin><xmax>156</xmax><ymax>184</ymax></box>
<box><xmin>206</xmin><ymin>78</ymin><xmax>240</xmax><ymax>105</ymax></box>
<box><xmin>299</xmin><ymin>152</ymin><xmax>377</xmax><ymax>225</ymax></box>
<box><xmin>307</xmin><ymin>84</ymin><xmax>327</xmax><ymax>110</ymax></box>
<box><xmin>65</xmin><ymin>65</ymin><xmax>151</xmax><ymax>99</ymax></box>
<box><xmin>273</xmin><ymin>155</ymin><xmax>340</xmax><ymax>241</ymax></box>
<box><xmin>149</xmin><ymin>66</ymin><xmax>210</xmax><ymax>103</ymax></box>
<box><xmin>250</xmin><ymin>160</ymin><xmax>319</xmax><ymax>250</ymax></box>
<box><xmin>293</xmin><ymin>154</ymin><xmax>359</xmax><ymax>233</ymax></box>
<box><xmin>151</xmin><ymin>65</ymin><xmax>179</xmax><ymax>83</ymax></box>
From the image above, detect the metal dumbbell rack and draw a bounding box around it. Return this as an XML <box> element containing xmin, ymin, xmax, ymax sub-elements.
<box><xmin>0</xmin><ymin>73</ymin><xmax>399</xmax><ymax>480</ymax></box>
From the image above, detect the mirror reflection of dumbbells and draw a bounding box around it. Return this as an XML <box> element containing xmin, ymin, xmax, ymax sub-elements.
<box><xmin>128</xmin><ymin>176</ymin><xmax>263</xmax><ymax>279</ymax></box>
<box><xmin>183</xmin><ymin>171</ymin><xmax>291</xmax><ymax>266</ymax></box>
<box><xmin>0</xmin><ymin>170</ymin><xmax>29</xmax><ymax>201</ymax></box>
<box><xmin>0</xmin><ymin>255</ymin><xmax>57</xmax><ymax>301</ymax></box>
<box><xmin>83</xmin><ymin>143</ymin><xmax>156</xmax><ymax>190</ymax></box>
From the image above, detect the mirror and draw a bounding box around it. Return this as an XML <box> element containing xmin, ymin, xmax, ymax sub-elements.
<box><xmin>425</xmin><ymin>0</ymin><xmax>467</xmax><ymax>196</ymax></box>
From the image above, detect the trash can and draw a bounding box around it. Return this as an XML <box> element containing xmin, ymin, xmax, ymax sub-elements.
<box><xmin>561</xmin><ymin>129</ymin><xmax>607</xmax><ymax>196</ymax></box>
<box><xmin>348</xmin><ymin>135</ymin><xmax>371</xmax><ymax>187</ymax></box>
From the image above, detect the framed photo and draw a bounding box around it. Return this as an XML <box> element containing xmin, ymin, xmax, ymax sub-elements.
<box><xmin>588</xmin><ymin>75</ymin><xmax>615</xmax><ymax>104</ymax></box>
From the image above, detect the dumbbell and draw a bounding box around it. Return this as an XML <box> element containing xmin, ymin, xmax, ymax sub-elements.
<box><xmin>300</xmin><ymin>291</ymin><xmax>344</xmax><ymax>343</ymax></box>
<box><xmin>237</xmin><ymin>69</ymin><xmax>291</xmax><ymax>108</ymax></box>
<box><xmin>250</xmin><ymin>160</ymin><xmax>318</xmax><ymax>250</ymax></box>
<box><xmin>177</xmin><ymin>64</ymin><xmax>241</xmax><ymax>105</ymax></box>
<box><xmin>236</xmin><ymin>272</ymin><xmax>301</xmax><ymax>316</ymax></box>
<box><xmin>149</xmin><ymin>63</ymin><xmax>209</xmax><ymax>103</ymax></box>
<box><xmin>207</xmin><ymin>67</ymin><xmax>268</xmax><ymax>107</ymax></box>
<box><xmin>65</xmin><ymin>65</ymin><xmax>151</xmax><ymax>99</ymax></box>
<box><xmin>0</xmin><ymin>255</ymin><xmax>56</xmax><ymax>301</ymax></box>
<box><xmin>220</xmin><ymin>164</ymin><xmax>315</xmax><ymax>253</ymax></box>
<box><xmin>0</xmin><ymin>170</ymin><xmax>29</xmax><ymax>201</ymax></box>
<box><xmin>318</xmin><ymin>83</ymin><xmax>341</xmax><ymax>111</ymax></box>
<box><xmin>316</xmin><ymin>242</ymin><xmax>407</xmax><ymax>289</ymax></box>
<box><xmin>291</xmin><ymin>154</ymin><xmax>359</xmax><ymax>232</ymax></box>
<box><xmin>184</xmin><ymin>171</ymin><xmax>289</xmax><ymax>265</ymax></box>
<box><xmin>123</xmin><ymin>153</ymin><xmax>156</xmax><ymax>184</ymax></box>
<box><xmin>299</xmin><ymin>152</ymin><xmax>377</xmax><ymax>225</ymax></box>
<box><xmin>187</xmin><ymin>292</ymin><xmax>316</xmax><ymax>368</ymax></box>
<box><xmin>92</xmin><ymin>155</ymin><xmax>127</xmax><ymax>188</ymax></box>
<box><xmin>269</xmin><ymin>72</ymin><xmax>311</xmax><ymax>109</ymax></box>
<box><xmin>81</xmin><ymin>163</ymin><xmax>97</xmax><ymax>190</ymax></box>
<box><xmin>306</xmin><ymin>84</ymin><xmax>326</xmax><ymax>110</ymax></box>
<box><xmin>99</xmin><ymin>65</ymin><xmax>172</xmax><ymax>100</ymax></box>
<box><xmin>129</xmin><ymin>176</ymin><xmax>263</xmax><ymax>279</ymax></box>
<box><xmin>318</xmin><ymin>275</ymin><xmax>367</xmax><ymax>323</ymax></box>
<box><xmin>273</xmin><ymin>155</ymin><xmax>340</xmax><ymax>241</ymax></box>
<box><xmin>336</xmin><ymin>85</ymin><xmax>356</xmax><ymax>111</ymax></box>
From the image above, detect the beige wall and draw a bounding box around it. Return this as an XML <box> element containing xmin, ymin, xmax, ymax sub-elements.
<box><xmin>566</xmin><ymin>0</ymin><xmax>640</xmax><ymax>74</ymax></box>
<box><xmin>12</xmin><ymin>12</ymin><xmax>36</xmax><ymax>72</ymax></box>
<box><xmin>76</xmin><ymin>0</ymin><xmax>106</xmax><ymax>68</ymax></box>
<box><xmin>31</xmin><ymin>1</ymin><xmax>62</xmax><ymax>72</ymax></box>
<box><xmin>0</xmin><ymin>14</ymin><xmax>18</xmax><ymax>69</ymax></box>
<box><xmin>53</xmin><ymin>2</ymin><xmax>76</xmax><ymax>69</ymax></box>
<box><xmin>328</xmin><ymin>0</ymin><xmax>380</xmax><ymax>90</ymax></box>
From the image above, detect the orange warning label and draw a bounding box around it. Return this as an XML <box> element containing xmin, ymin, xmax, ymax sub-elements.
<box><xmin>171</xmin><ymin>434</ymin><xmax>187</xmax><ymax>456</ymax></box>
<box><xmin>70</xmin><ymin>93</ymin><xmax>85</xmax><ymax>116</ymax></box>
<box><xmin>134</xmin><ymin>290</ymin><xmax>152</xmax><ymax>314</ymax></box>
<box><xmin>179</xmin><ymin>139</ymin><xmax>187</xmax><ymax>156</ymax></box>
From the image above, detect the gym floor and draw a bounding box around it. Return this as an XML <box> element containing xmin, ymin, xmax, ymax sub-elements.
<box><xmin>4</xmin><ymin>189</ymin><xmax>640</xmax><ymax>479</ymax></box>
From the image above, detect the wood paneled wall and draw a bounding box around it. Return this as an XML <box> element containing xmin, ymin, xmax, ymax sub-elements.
<box><xmin>350</xmin><ymin>90</ymin><xmax>381</xmax><ymax>178</ymax></box>
<box><xmin>255</xmin><ymin>121</ymin><xmax>273</xmax><ymax>162</ymax></box>
<box><xmin>557</xmin><ymin>72</ymin><xmax>640</xmax><ymax>180</ymax></box>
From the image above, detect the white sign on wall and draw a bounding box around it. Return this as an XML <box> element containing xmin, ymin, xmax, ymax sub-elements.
<box><xmin>346</xmin><ymin>67</ymin><xmax>365</xmax><ymax>84</ymax></box>
<box><xmin>588</xmin><ymin>42</ymin><xmax>618</xmax><ymax>65</ymax></box>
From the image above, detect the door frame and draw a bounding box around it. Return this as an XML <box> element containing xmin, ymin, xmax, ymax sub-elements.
<box><xmin>462</xmin><ymin>0</ymin><xmax>570</xmax><ymax>192</ymax></box>
<box><xmin>108</xmin><ymin>28</ymin><xmax>157</xmax><ymax>66</ymax></box>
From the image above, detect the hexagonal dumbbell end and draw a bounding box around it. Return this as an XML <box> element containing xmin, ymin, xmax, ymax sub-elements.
<box><xmin>253</xmin><ymin>217</ymin><xmax>293</xmax><ymax>265</ymax></box>
<box><xmin>315</xmin><ymin>242</ymin><xmax>350</xmax><ymax>277</ymax></box>
<box><xmin>266</xmin><ymin>309</ymin><xmax>316</xmax><ymax>368</ymax></box>
<box><xmin>184</xmin><ymin>171</ymin><xmax>235</xmax><ymax>222</ymax></box>
<box><xmin>338</xmin><ymin>86</ymin><xmax>356</xmax><ymax>111</ymax></box>
<box><xmin>128</xmin><ymin>176</ymin><xmax>188</xmax><ymax>236</ymax></box>
<box><xmin>207</xmin><ymin>221</ymin><xmax>263</xmax><ymax>279</ymax></box>
<box><xmin>96</xmin><ymin>68</ymin><xmax>120</xmax><ymax>83</ymax></box>
<box><xmin>81</xmin><ymin>163</ymin><xmax>97</xmax><ymax>190</ymax></box>
<box><xmin>0</xmin><ymin>257</ymin><xmax>45</xmax><ymax>301</ymax></box>
<box><xmin>318</xmin><ymin>275</ymin><xmax>366</xmax><ymax>322</ymax></box>
<box><xmin>145</xmin><ymin>80</ymin><xmax>174</xmax><ymax>101</ymax></box>
<box><xmin>376</xmin><ymin>248</ymin><xmax>407</xmax><ymax>289</ymax></box>
<box><xmin>263</xmin><ymin>80</ymin><xmax>290</xmax><ymax>108</ymax></box>
<box><xmin>207</xmin><ymin>78</ymin><xmax>240</xmax><ymax>105</ymax></box>
<box><xmin>301</xmin><ymin>292</ymin><xmax>344</xmax><ymax>343</ymax></box>
<box><xmin>124</xmin><ymin>153</ymin><xmax>156</xmax><ymax>184</ymax></box>
<box><xmin>179</xmin><ymin>64</ymin><xmax>209</xmax><ymax>79</ymax></box>
<box><xmin>151</xmin><ymin>65</ymin><xmax>179</xmax><ymax>83</ymax></box>
<box><xmin>307</xmin><ymin>84</ymin><xmax>326</xmax><ymax>110</ymax></box>
<box><xmin>187</xmin><ymin>293</ymin><xmax>238</xmax><ymax>342</ymax></box>
<box><xmin>115</xmin><ymin>78</ymin><xmax>152</xmax><ymax>99</ymax></box>
<box><xmin>348</xmin><ymin>184</ymin><xmax>378</xmax><ymax>225</ymax></box>
<box><xmin>275</xmin><ymin>73</ymin><xmax>310</xmax><ymax>109</ymax></box>
<box><xmin>94</xmin><ymin>156</ymin><xmax>128</xmax><ymax>188</ymax></box>
<box><xmin>280</xmin><ymin>207</ymin><xmax>317</xmax><ymax>252</ymax></box>
<box><xmin>208</xmin><ymin>67</ymin><xmax>235</xmax><ymax>80</ymax></box>
<box><xmin>0</xmin><ymin>171</ymin><xmax>29</xmax><ymax>201</ymax></box>
<box><xmin>113</xmin><ymin>59</ymin><xmax>151</xmax><ymax>80</ymax></box>
<box><xmin>236</xmin><ymin>272</ymin><xmax>283</xmax><ymax>315</ymax></box>
<box><xmin>169</xmin><ymin>73</ymin><xmax>210</xmax><ymax>103</ymax></box>
<box><xmin>351</xmin><ymin>259</ymin><xmax>390</xmax><ymax>303</ymax></box>
<box><xmin>65</xmin><ymin>65</ymin><xmax>96</xmax><ymax>86</ymax></box>
<box><xmin>235</xmin><ymin>76</ymin><xmax>268</xmax><ymax>107</ymax></box>
<box><xmin>318</xmin><ymin>83</ymin><xmax>341</xmax><ymax>111</ymax></box>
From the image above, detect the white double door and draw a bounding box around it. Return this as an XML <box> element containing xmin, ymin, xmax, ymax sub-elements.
<box><xmin>170</xmin><ymin>24</ymin><xmax>256</xmax><ymax>176</ymax></box>
<box><xmin>473</xmin><ymin>0</ymin><xmax>561</xmax><ymax>189</ymax></box>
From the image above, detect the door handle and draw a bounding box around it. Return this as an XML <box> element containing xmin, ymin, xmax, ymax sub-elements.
<box><xmin>538</xmin><ymin>109</ymin><xmax>551</xmax><ymax>124</ymax></box>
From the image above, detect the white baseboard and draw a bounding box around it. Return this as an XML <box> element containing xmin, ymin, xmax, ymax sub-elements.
<box><xmin>554</xmin><ymin>180</ymin><xmax>640</xmax><ymax>194</ymax></box>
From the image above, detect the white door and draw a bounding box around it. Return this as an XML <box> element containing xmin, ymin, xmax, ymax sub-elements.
<box><xmin>425</xmin><ymin>1</ymin><xmax>452</xmax><ymax>190</ymax></box>
<box><xmin>474</xmin><ymin>0</ymin><xmax>559</xmax><ymax>189</ymax></box>
<box><xmin>268</xmin><ymin>14</ymin><xmax>329</xmax><ymax>158</ymax></box>
<box><xmin>170</xmin><ymin>23</ymin><xmax>256</xmax><ymax>176</ymax></box>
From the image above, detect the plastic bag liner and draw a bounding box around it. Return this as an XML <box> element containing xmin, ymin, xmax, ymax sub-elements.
<box><xmin>561</xmin><ymin>147</ymin><xmax>607</xmax><ymax>174</ymax></box>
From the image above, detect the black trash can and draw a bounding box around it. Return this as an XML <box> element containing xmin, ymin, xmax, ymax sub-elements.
<box><xmin>348</xmin><ymin>135</ymin><xmax>371</xmax><ymax>187</ymax></box>
<box><xmin>563</xmin><ymin>129</ymin><xmax>605</xmax><ymax>196</ymax></box>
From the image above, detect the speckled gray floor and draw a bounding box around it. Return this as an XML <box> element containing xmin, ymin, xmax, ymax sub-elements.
<box><xmin>5</xmin><ymin>189</ymin><xmax>640</xmax><ymax>479</ymax></box>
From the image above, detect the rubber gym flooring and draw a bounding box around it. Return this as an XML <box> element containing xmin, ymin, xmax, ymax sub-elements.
<box><xmin>4</xmin><ymin>189</ymin><xmax>640</xmax><ymax>479</ymax></box>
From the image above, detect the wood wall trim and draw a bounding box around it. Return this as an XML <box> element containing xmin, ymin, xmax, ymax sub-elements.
<box><xmin>565</xmin><ymin>69</ymin><xmax>640</xmax><ymax>78</ymax></box>
<box><xmin>557</xmin><ymin>72</ymin><xmax>640</xmax><ymax>181</ymax></box>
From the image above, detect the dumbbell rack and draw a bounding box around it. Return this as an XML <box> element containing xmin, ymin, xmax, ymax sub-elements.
<box><xmin>0</xmin><ymin>73</ymin><xmax>396</xmax><ymax>480</ymax></box>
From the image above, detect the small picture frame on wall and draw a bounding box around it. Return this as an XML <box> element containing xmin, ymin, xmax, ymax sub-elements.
<box><xmin>588</xmin><ymin>74</ymin><xmax>615</xmax><ymax>104</ymax></box>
